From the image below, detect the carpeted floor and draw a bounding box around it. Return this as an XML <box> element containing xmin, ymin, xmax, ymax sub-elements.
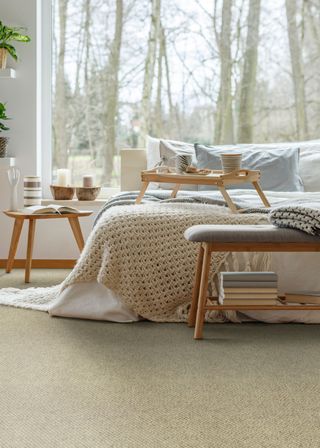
<box><xmin>1</xmin><ymin>270</ymin><xmax>320</xmax><ymax>447</ymax></box>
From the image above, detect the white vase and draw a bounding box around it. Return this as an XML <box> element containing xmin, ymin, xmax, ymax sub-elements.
<box><xmin>7</xmin><ymin>167</ymin><xmax>20</xmax><ymax>211</ymax></box>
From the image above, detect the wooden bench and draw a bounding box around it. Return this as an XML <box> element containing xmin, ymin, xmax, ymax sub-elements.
<box><xmin>184</xmin><ymin>224</ymin><xmax>320</xmax><ymax>339</ymax></box>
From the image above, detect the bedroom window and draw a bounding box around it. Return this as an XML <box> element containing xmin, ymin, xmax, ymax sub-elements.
<box><xmin>52</xmin><ymin>0</ymin><xmax>320</xmax><ymax>188</ymax></box>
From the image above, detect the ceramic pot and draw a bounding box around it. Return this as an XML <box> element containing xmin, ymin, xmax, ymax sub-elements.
<box><xmin>24</xmin><ymin>176</ymin><xmax>42</xmax><ymax>206</ymax></box>
<box><xmin>0</xmin><ymin>48</ymin><xmax>8</xmax><ymax>69</ymax></box>
<box><xmin>0</xmin><ymin>136</ymin><xmax>9</xmax><ymax>157</ymax></box>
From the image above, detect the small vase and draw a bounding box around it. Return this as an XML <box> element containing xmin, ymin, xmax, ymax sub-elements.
<box><xmin>0</xmin><ymin>136</ymin><xmax>9</xmax><ymax>157</ymax></box>
<box><xmin>7</xmin><ymin>167</ymin><xmax>20</xmax><ymax>212</ymax></box>
<box><xmin>0</xmin><ymin>48</ymin><xmax>8</xmax><ymax>69</ymax></box>
<box><xmin>24</xmin><ymin>176</ymin><xmax>42</xmax><ymax>206</ymax></box>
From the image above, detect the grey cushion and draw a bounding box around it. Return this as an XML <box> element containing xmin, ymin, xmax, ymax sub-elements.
<box><xmin>184</xmin><ymin>224</ymin><xmax>320</xmax><ymax>243</ymax></box>
<box><xmin>159</xmin><ymin>140</ymin><xmax>198</xmax><ymax>191</ymax></box>
<box><xmin>195</xmin><ymin>144</ymin><xmax>303</xmax><ymax>192</ymax></box>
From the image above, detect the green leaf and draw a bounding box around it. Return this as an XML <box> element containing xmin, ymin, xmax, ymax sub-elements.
<box><xmin>11</xmin><ymin>33</ymin><xmax>31</xmax><ymax>42</ymax></box>
<box><xmin>0</xmin><ymin>122</ymin><xmax>10</xmax><ymax>132</ymax></box>
<box><xmin>3</xmin><ymin>43</ymin><xmax>18</xmax><ymax>61</ymax></box>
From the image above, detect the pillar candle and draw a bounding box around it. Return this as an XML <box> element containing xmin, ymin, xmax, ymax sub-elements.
<box><xmin>83</xmin><ymin>174</ymin><xmax>94</xmax><ymax>188</ymax></box>
<box><xmin>57</xmin><ymin>169</ymin><xmax>71</xmax><ymax>186</ymax></box>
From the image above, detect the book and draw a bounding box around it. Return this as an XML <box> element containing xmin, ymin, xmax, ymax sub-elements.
<box><xmin>222</xmin><ymin>281</ymin><xmax>278</xmax><ymax>288</ymax></box>
<box><xmin>221</xmin><ymin>299</ymin><xmax>279</xmax><ymax>306</ymax></box>
<box><xmin>222</xmin><ymin>293</ymin><xmax>278</xmax><ymax>299</ymax></box>
<box><xmin>21</xmin><ymin>204</ymin><xmax>81</xmax><ymax>215</ymax></box>
<box><xmin>220</xmin><ymin>272</ymin><xmax>278</xmax><ymax>282</ymax></box>
<box><xmin>223</xmin><ymin>287</ymin><xmax>278</xmax><ymax>293</ymax></box>
<box><xmin>284</xmin><ymin>294</ymin><xmax>320</xmax><ymax>304</ymax></box>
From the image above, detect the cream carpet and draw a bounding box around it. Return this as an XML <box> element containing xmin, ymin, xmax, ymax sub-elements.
<box><xmin>1</xmin><ymin>270</ymin><xmax>320</xmax><ymax>447</ymax></box>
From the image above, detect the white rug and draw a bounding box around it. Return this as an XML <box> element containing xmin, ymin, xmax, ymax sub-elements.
<box><xmin>0</xmin><ymin>285</ymin><xmax>59</xmax><ymax>311</ymax></box>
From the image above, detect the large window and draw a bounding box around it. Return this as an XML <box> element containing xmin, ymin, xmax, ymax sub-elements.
<box><xmin>52</xmin><ymin>0</ymin><xmax>320</xmax><ymax>188</ymax></box>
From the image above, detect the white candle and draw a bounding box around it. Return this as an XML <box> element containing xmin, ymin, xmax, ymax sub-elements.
<box><xmin>57</xmin><ymin>169</ymin><xmax>71</xmax><ymax>186</ymax></box>
<box><xmin>83</xmin><ymin>174</ymin><xmax>94</xmax><ymax>188</ymax></box>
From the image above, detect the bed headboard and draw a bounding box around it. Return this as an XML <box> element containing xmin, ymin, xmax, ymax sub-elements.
<box><xmin>120</xmin><ymin>148</ymin><xmax>147</xmax><ymax>191</ymax></box>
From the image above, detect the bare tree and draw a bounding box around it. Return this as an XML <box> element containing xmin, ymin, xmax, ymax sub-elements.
<box><xmin>214</xmin><ymin>0</ymin><xmax>234</xmax><ymax>144</ymax></box>
<box><xmin>53</xmin><ymin>0</ymin><xmax>69</xmax><ymax>168</ymax></box>
<box><xmin>104</xmin><ymin>0</ymin><xmax>124</xmax><ymax>185</ymax></box>
<box><xmin>139</xmin><ymin>0</ymin><xmax>161</xmax><ymax>145</ymax></box>
<box><xmin>237</xmin><ymin>0</ymin><xmax>261</xmax><ymax>143</ymax></box>
<box><xmin>285</xmin><ymin>0</ymin><xmax>308</xmax><ymax>140</ymax></box>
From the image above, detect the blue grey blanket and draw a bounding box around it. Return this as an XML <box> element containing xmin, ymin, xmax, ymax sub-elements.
<box><xmin>95</xmin><ymin>189</ymin><xmax>320</xmax><ymax>236</ymax></box>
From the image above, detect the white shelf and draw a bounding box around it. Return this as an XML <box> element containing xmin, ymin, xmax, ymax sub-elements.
<box><xmin>0</xmin><ymin>157</ymin><xmax>15</xmax><ymax>169</ymax></box>
<box><xmin>0</xmin><ymin>68</ymin><xmax>16</xmax><ymax>79</ymax></box>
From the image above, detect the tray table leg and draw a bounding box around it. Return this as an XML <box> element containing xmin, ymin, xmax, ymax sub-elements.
<box><xmin>170</xmin><ymin>184</ymin><xmax>181</xmax><ymax>198</ymax></box>
<box><xmin>218</xmin><ymin>186</ymin><xmax>238</xmax><ymax>213</ymax></box>
<box><xmin>252</xmin><ymin>181</ymin><xmax>271</xmax><ymax>208</ymax></box>
<box><xmin>135</xmin><ymin>182</ymin><xmax>149</xmax><ymax>204</ymax></box>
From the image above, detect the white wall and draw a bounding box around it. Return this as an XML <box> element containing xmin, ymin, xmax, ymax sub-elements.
<box><xmin>0</xmin><ymin>0</ymin><xmax>98</xmax><ymax>260</ymax></box>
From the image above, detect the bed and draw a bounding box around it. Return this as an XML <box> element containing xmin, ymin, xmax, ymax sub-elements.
<box><xmin>2</xmin><ymin>137</ymin><xmax>320</xmax><ymax>324</ymax></box>
<box><xmin>48</xmin><ymin>188</ymin><xmax>320</xmax><ymax>324</ymax></box>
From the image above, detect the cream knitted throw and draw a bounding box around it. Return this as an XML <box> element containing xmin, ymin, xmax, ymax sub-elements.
<box><xmin>0</xmin><ymin>203</ymin><xmax>270</xmax><ymax>321</ymax></box>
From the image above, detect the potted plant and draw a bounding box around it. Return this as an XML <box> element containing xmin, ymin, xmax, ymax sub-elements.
<box><xmin>0</xmin><ymin>102</ymin><xmax>10</xmax><ymax>157</ymax></box>
<box><xmin>0</xmin><ymin>21</ymin><xmax>31</xmax><ymax>69</ymax></box>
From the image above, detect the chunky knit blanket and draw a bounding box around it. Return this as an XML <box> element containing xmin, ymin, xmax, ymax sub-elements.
<box><xmin>0</xmin><ymin>202</ymin><xmax>269</xmax><ymax>321</ymax></box>
<box><xmin>269</xmin><ymin>205</ymin><xmax>320</xmax><ymax>236</ymax></box>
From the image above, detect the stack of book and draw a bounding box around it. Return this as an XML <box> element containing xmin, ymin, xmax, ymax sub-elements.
<box><xmin>218</xmin><ymin>272</ymin><xmax>278</xmax><ymax>305</ymax></box>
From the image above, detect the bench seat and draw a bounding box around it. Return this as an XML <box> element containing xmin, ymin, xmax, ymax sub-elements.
<box><xmin>184</xmin><ymin>224</ymin><xmax>319</xmax><ymax>244</ymax></box>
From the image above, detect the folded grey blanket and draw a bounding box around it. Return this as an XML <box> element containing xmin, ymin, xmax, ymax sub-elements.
<box><xmin>269</xmin><ymin>205</ymin><xmax>320</xmax><ymax>236</ymax></box>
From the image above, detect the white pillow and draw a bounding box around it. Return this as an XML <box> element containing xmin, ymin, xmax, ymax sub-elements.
<box><xmin>146</xmin><ymin>136</ymin><xmax>161</xmax><ymax>170</ymax></box>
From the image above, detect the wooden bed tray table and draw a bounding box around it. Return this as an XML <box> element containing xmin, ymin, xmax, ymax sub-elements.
<box><xmin>135</xmin><ymin>169</ymin><xmax>270</xmax><ymax>213</ymax></box>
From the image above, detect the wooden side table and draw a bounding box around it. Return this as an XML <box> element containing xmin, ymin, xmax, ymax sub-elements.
<box><xmin>3</xmin><ymin>211</ymin><xmax>92</xmax><ymax>283</ymax></box>
<box><xmin>135</xmin><ymin>169</ymin><xmax>271</xmax><ymax>213</ymax></box>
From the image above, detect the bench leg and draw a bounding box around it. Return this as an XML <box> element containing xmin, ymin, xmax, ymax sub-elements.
<box><xmin>25</xmin><ymin>219</ymin><xmax>36</xmax><ymax>283</ymax></box>
<box><xmin>194</xmin><ymin>244</ymin><xmax>212</xmax><ymax>340</ymax></box>
<box><xmin>6</xmin><ymin>218</ymin><xmax>24</xmax><ymax>273</ymax></box>
<box><xmin>188</xmin><ymin>244</ymin><xmax>204</xmax><ymax>327</ymax></box>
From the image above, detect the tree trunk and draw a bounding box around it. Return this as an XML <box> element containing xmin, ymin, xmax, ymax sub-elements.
<box><xmin>138</xmin><ymin>0</ymin><xmax>161</xmax><ymax>146</ymax></box>
<box><xmin>285</xmin><ymin>0</ymin><xmax>308</xmax><ymax>140</ymax></box>
<box><xmin>237</xmin><ymin>0</ymin><xmax>261</xmax><ymax>143</ymax></box>
<box><xmin>154</xmin><ymin>23</ymin><xmax>164</xmax><ymax>137</ymax></box>
<box><xmin>104</xmin><ymin>0</ymin><xmax>123</xmax><ymax>185</ymax></box>
<box><xmin>53</xmin><ymin>0</ymin><xmax>69</xmax><ymax>169</ymax></box>
<box><xmin>214</xmin><ymin>0</ymin><xmax>234</xmax><ymax>145</ymax></box>
<box><xmin>83</xmin><ymin>0</ymin><xmax>95</xmax><ymax>161</ymax></box>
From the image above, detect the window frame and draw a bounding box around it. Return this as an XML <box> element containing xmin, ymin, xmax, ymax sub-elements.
<box><xmin>40</xmin><ymin>0</ymin><xmax>120</xmax><ymax>200</ymax></box>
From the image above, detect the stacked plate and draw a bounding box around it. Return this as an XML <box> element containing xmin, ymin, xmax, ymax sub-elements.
<box><xmin>220</xmin><ymin>153</ymin><xmax>242</xmax><ymax>173</ymax></box>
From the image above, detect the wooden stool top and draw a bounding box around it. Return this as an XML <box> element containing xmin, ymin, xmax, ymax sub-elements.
<box><xmin>3</xmin><ymin>210</ymin><xmax>93</xmax><ymax>220</ymax></box>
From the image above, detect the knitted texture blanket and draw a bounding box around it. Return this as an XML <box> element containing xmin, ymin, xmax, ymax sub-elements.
<box><xmin>269</xmin><ymin>205</ymin><xmax>320</xmax><ymax>236</ymax></box>
<box><xmin>61</xmin><ymin>203</ymin><xmax>269</xmax><ymax>321</ymax></box>
<box><xmin>0</xmin><ymin>202</ymin><xmax>269</xmax><ymax>321</ymax></box>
